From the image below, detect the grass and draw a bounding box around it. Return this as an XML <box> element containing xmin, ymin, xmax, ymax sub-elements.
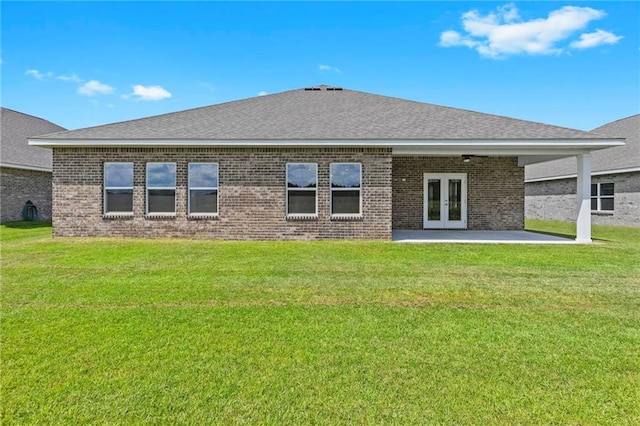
<box><xmin>1</xmin><ymin>220</ymin><xmax>639</xmax><ymax>424</ymax></box>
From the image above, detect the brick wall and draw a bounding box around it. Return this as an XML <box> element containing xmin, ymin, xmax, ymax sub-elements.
<box><xmin>1</xmin><ymin>167</ymin><xmax>52</xmax><ymax>223</ymax></box>
<box><xmin>52</xmin><ymin>147</ymin><xmax>392</xmax><ymax>239</ymax></box>
<box><xmin>392</xmin><ymin>157</ymin><xmax>524</xmax><ymax>230</ymax></box>
<box><xmin>525</xmin><ymin>172</ymin><xmax>640</xmax><ymax>227</ymax></box>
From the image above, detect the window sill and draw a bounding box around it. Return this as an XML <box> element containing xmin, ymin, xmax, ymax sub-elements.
<box><xmin>330</xmin><ymin>214</ymin><xmax>363</xmax><ymax>221</ymax></box>
<box><xmin>103</xmin><ymin>213</ymin><xmax>134</xmax><ymax>220</ymax></box>
<box><xmin>591</xmin><ymin>211</ymin><xmax>614</xmax><ymax>216</ymax></box>
<box><xmin>188</xmin><ymin>214</ymin><xmax>219</xmax><ymax>220</ymax></box>
<box><xmin>145</xmin><ymin>213</ymin><xmax>176</xmax><ymax>220</ymax></box>
<box><xmin>286</xmin><ymin>214</ymin><xmax>318</xmax><ymax>221</ymax></box>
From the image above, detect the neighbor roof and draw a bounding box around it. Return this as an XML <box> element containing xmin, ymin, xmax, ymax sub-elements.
<box><xmin>0</xmin><ymin>107</ymin><xmax>65</xmax><ymax>171</ymax></box>
<box><xmin>34</xmin><ymin>85</ymin><xmax>607</xmax><ymax>141</ymax></box>
<box><xmin>525</xmin><ymin>114</ymin><xmax>640</xmax><ymax>181</ymax></box>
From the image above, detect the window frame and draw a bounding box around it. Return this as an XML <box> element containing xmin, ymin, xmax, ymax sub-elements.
<box><xmin>286</xmin><ymin>162</ymin><xmax>318</xmax><ymax>218</ymax></box>
<box><xmin>591</xmin><ymin>182</ymin><xmax>614</xmax><ymax>213</ymax></box>
<box><xmin>188</xmin><ymin>162</ymin><xmax>219</xmax><ymax>217</ymax></box>
<box><xmin>330</xmin><ymin>162</ymin><xmax>362</xmax><ymax>217</ymax></box>
<box><xmin>103</xmin><ymin>162</ymin><xmax>134</xmax><ymax>216</ymax></box>
<box><xmin>146</xmin><ymin>162</ymin><xmax>177</xmax><ymax>216</ymax></box>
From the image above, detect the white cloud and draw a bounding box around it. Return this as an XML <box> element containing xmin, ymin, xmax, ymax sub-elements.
<box><xmin>199</xmin><ymin>82</ymin><xmax>216</xmax><ymax>92</ymax></box>
<box><xmin>25</xmin><ymin>69</ymin><xmax>53</xmax><ymax>80</ymax></box>
<box><xmin>257</xmin><ymin>91</ymin><xmax>268</xmax><ymax>96</ymax></box>
<box><xmin>570</xmin><ymin>29</ymin><xmax>623</xmax><ymax>49</ymax></box>
<box><xmin>318</xmin><ymin>64</ymin><xmax>341</xmax><ymax>73</ymax></box>
<box><xmin>57</xmin><ymin>74</ymin><xmax>83</xmax><ymax>82</ymax></box>
<box><xmin>439</xmin><ymin>3</ymin><xmax>622</xmax><ymax>58</ymax></box>
<box><xmin>131</xmin><ymin>85</ymin><xmax>172</xmax><ymax>101</ymax></box>
<box><xmin>78</xmin><ymin>80</ymin><xmax>115</xmax><ymax>96</ymax></box>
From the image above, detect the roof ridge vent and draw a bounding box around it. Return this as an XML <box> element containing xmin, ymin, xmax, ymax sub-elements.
<box><xmin>304</xmin><ymin>85</ymin><xmax>343</xmax><ymax>91</ymax></box>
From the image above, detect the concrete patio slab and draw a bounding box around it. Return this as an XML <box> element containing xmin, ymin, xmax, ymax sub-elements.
<box><xmin>392</xmin><ymin>230</ymin><xmax>577</xmax><ymax>244</ymax></box>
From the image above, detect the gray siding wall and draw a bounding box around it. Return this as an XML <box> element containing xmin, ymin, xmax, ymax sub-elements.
<box><xmin>52</xmin><ymin>147</ymin><xmax>393</xmax><ymax>240</ymax></box>
<box><xmin>525</xmin><ymin>172</ymin><xmax>640</xmax><ymax>227</ymax></box>
<box><xmin>1</xmin><ymin>167</ymin><xmax>52</xmax><ymax>223</ymax></box>
<box><xmin>392</xmin><ymin>157</ymin><xmax>524</xmax><ymax>230</ymax></box>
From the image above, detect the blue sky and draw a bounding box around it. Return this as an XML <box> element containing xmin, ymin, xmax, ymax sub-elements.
<box><xmin>2</xmin><ymin>1</ymin><xmax>638</xmax><ymax>132</ymax></box>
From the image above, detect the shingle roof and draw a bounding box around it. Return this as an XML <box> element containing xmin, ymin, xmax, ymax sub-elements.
<box><xmin>35</xmin><ymin>86</ymin><xmax>605</xmax><ymax>141</ymax></box>
<box><xmin>0</xmin><ymin>107</ymin><xmax>65</xmax><ymax>170</ymax></box>
<box><xmin>525</xmin><ymin>114</ymin><xmax>640</xmax><ymax>181</ymax></box>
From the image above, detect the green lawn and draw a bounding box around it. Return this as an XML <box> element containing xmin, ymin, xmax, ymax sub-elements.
<box><xmin>1</xmin><ymin>221</ymin><xmax>639</xmax><ymax>424</ymax></box>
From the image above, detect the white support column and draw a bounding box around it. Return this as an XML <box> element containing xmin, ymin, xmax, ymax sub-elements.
<box><xmin>576</xmin><ymin>154</ymin><xmax>592</xmax><ymax>243</ymax></box>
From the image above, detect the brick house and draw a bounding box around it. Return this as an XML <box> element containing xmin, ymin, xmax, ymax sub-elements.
<box><xmin>1</xmin><ymin>108</ymin><xmax>65</xmax><ymax>223</ymax></box>
<box><xmin>29</xmin><ymin>86</ymin><xmax>623</xmax><ymax>241</ymax></box>
<box><xmin>526</xmin><ymin>114</ymin><xmax>639</xmax><ymax>228</ymax></box>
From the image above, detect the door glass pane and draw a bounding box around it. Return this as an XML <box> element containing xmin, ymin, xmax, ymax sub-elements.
<box><xmin>427</xmin><ymin>179</ymin><xmax>441</xmax><ymax>221</ymax></box>
<box><xmin>448</xmin><ymin>179</ymin><xmax>462</xmax><ymax>221</ymax></box>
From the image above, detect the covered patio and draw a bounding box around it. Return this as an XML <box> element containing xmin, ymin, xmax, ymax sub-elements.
<box><xmin>392</xmin><ymin>230</ymin><xmax>577</xmax><ymax>244</ymax></box>
<box><xmin>392</xmin><ymin>151</ymin><xmax>620</xmax><ymax>243</ymax></box>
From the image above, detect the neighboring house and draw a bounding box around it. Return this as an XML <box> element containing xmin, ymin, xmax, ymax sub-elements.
<box><xmin>29</xmin><ymin>85</ymin><xmax>623</xmax><ymax>241</ymax></box>
<box><xmin>526</xmin><ymin>114</ymin><xmax>639</xmax><ymax>228</ymax></box>
<box><xmin>1</xmin><ymin>108</ymin><xmax>66</xmax><ymax>223</ymax></box>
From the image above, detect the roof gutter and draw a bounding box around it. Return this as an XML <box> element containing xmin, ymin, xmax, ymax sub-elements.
<box><xmin>0</xmin><ymin>162</ymin><xmax>52</xmax><ymax>172</ymax></box>
<box><xmin>28</xmin><ymin>138</ymin><xmax>624</xmax><ymax>151</ymax></box>
<box><xmin>525</xmin><ymin>166</ymin><xmax>640</xmax><ymax>183</ymax></box>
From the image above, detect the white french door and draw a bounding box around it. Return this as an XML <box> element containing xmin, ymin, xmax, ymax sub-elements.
<box><xmin>423</xmin><ymin>173</ymin><xmax>467</xmax><ymax>229</ymax></box>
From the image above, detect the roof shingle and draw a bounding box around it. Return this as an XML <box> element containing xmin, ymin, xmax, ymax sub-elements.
<box><xmin>0</xmin><ymin>107</ymin><xmax>65</xmax><ymax>170</ymax></box>
<box><xmin>35</xmin><ymin>86</ymin><xmax>606</xmax><ymax>141</ymax></box>
<box><xmin>525</xmin><ymin>114</ymin><xmax>640</xmax><ymax>180</ymax></box>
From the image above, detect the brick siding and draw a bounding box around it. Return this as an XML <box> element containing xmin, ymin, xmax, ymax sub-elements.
<box><xmin>525</xmin><ymin>172</ymin><xmax>640</xmax><ymax>227</ymax></box>
<box><xmin>1</xmin><ymin>167</ymin><xmax>52</xmax><ymax>223</ymax></box>
<box><xmin>52</xmin><ymin>147</ymin><xmax>392</xmax><ymax>239</ymax></box>
<box><xmin>392</xmin><ymin>157</ymin><xmax>524</xmax><ymax>230</ymax></box>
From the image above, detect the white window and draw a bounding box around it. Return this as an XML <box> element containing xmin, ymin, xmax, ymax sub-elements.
<box><xmin>591</xmin><ymin>182</ymin><xmax>614</xmax><ymax>212</ymax></box>
<box><xmin>104</xmin><ymin>162</ymin><xmax>134</xmax><ymax>214</ymax></box>
<box><xmin>330</xmin><ymin>163</ymin><xmax>362</xmax><ymax>216</ymax></box>
<box><xmin>146</xmin><ymin>162</ymin><xmax>176</xmax><ymax>214</ymax></box>
<box><xmin>189</xmin><ymin>163</ymin><xmax>218</xmax><ymax>215</ymax></box>
<box><xmin>286</xmin><ymin>163</ymin><xmax>317</xmax><ymax>217</ymax></box>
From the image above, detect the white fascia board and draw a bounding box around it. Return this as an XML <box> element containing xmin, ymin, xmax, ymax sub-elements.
<box><xmin>28</xmin><ymin>138</ymin><xmax>624</xmax><ymax>151</ymax></box>
<box><xmin>395</xmin><ymin>147</ymin><xmax>596</xmax><ymax>156</ymax></box>
<box><xmin>525</xmin><ymin>167</ymin><xmax>640</xmax><ymax>183</ymax></box>
<box><xmin>0</xmin><ymin>162</ymin><xmax>52</xmax><ymax>172</ymax></box>
<box><xmin>391</xmin><ymin>139</ymin><xmax>624</xmax><ymax>156</ymax></box>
